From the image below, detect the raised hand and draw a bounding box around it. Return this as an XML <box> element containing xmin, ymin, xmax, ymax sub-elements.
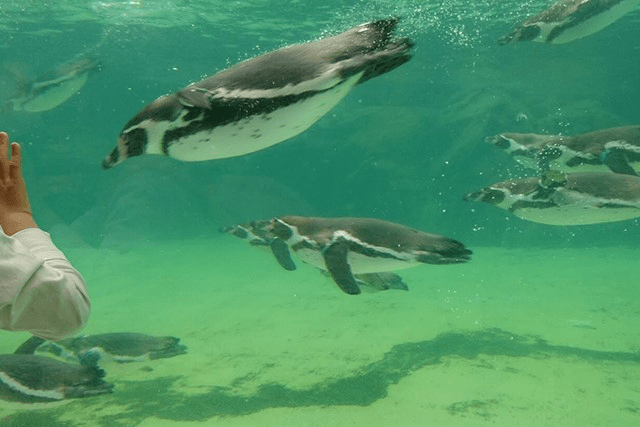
<box><xmin>0</xmin><ymin>132</ymin><xmax>37</xmax><ymax>235</ymax></box>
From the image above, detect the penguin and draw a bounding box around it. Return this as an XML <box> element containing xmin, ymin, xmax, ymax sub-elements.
<box><xmin>222</xmin><ymin>222</ymin><xmax>410</xmax><ymax>292</ymax></box>
<box><xmin>0</xmin><ymin>353</ymin><xmax>113</xmax><ymax>403</ymax></box>
<box><xmin>222</xmin><ymin>216</ymin><xmax>471</xmax><ymax>295</ymax></box>
<box><xmin>102</xmin><ymin>17</ymin><xmax>413</xmax><ymax>169</ymax></box>
<box><xmin>3</xmin><ymin>56</ymin><xmax>100</xmax><ymax>112</ymax></box>
<box><xmin>14</xmin><ymin>333</ymin><xmax>188</xmax><ymax>364</ymax></box>
<box><xmin>498</xmin><ymin>0</ymin><xmax>640</xmax><ymax>45</ymax></box>
<box><xmin>464</xmin><ymin>171</ymin><xmax>640</xmax><ymax>225</ymax></box>
<box><xmin>487</xmin><ymin>126</ymin><xmax>640</xmax><ymax>175</ymax></box>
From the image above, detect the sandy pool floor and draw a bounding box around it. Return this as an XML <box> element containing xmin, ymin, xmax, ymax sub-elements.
<box><xmin>1</xmin><ymin>237</ymin><xmax>639</xmax><ymax>426</ymax></box>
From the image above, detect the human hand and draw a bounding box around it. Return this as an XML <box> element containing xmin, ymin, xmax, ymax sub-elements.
<box><xmin>0</xmin><ymin>132</ymin><xmax>37</xmax><ymax>235</ymax></box>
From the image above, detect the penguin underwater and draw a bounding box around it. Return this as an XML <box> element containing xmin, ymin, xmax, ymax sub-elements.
<box><xmin>3</xmin><ymin>56</ymin><xmax>100</xmax><ymax>112</ymax></box>
<box><xmin>102</xmin><ymin>17</ymin><xmax>413</xmax><ymax>169</ymax></box>
<box><xmin>14</xmin><ymin>333</ymin><xmax>188</xmax><ymax>364</ymax></box>
<box><xmin>0</xmin><ymin>353</ymin><xmax>113</xmax><ymax>403</ymax></box>
<box><xmin>464</xmin><ymin>171</ymin><xmax>640</xmax><ymax>225</ymax></box>
<box><xmin>498</xmin><ymin>0</ymin><xmax>640</xmax><ymax>45</ymax></box>
<box><xmin>222</xmin><ymin>221</ymin><xmax>409</xmax><ymax>292</ymax></box>
<box><xmin>222</xmin><ymin>216</ymin><xmax>472</xmax><ymax>295</ymax></box>
<box><xmin>487</xmin><ymin>126</ymin><xmax>640</xmax><ymax>176</ymax></box>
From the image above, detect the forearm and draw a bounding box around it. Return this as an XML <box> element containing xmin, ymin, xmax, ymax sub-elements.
<box><xmin>1</xmin><ymin>228</ymin><xmax>91</xmax><ymax>340</ymax></box>
<box><xmin>0</xmin><ymin>133</ymin><xmax>90</xmax><ymax>340</ymax></box>
<box><xmin>9</xmin><ymin>264</ymin><xmax>90</xmax><ymax>341</ymax></box>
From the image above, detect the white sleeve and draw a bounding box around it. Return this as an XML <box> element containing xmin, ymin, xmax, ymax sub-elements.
<box><xmin>0</xmin><ymin>227</ymin><xmax>90</xmax><ymax>341</ymax></box>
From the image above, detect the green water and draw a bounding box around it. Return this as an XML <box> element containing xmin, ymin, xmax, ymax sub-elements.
<box><xmin>1</xmin><ymin>1</ymin><xmax>640</xmax><ymax>426</ymax></box>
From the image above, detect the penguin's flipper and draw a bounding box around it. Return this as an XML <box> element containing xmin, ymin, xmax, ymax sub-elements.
<box><xmin>355</xmin><ymin>272</ymin><xmax>409</xmax><ymax>291</ymax></box>
<box><xmin>177</xmin><ymin>86</ymin><xmax>217</xmax><ymax>109</ymax></box>
<box><xmin>322</xmin><ymin>241</ymin><xmax>361</xmax><ymax>295</ymax></box>
<box><xmin>602</xmin><ymin>148</ymin><xmax>638</xmax><ymax>176</ymax></box>
<box><xmin>14</xmin><ymin>336</ymin><xmax>46</xmax><ymax>354</ymax></box>
<box><xmin>269</xmin><ymin>238</ymin><xmax>297</xmax><ymax>271</ymax></box>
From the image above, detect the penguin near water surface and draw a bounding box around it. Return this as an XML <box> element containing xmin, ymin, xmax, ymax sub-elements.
<box><xmin>487</xmin><ymin>126</ymin><xmax>640</xmax><ymax>176</ymax></box>
<box><xmin>498</xmin><ymin>0</ymin><xmax>640</xmax><ymax>44</ymax></box>
<box><xmin>102</xmin><ymin>17</ymin><xmax>413</xmax><ymax>169</ymax></box>
<box><xmin>3</xmin><ymin>56</ymin><xmax>100</xmax><ymax>112</ymax></box>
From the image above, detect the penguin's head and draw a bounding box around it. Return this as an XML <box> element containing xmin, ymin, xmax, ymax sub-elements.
<box><xmin>488</xmin><ymin>133</ymin><xmax>542</xmax><ymax>154</ymax></box>
<box><xmin>220</xmin><ymin>221</ymin><xmax>274</xmax><ymax>246</ymax></box>
<box><xmin>488</xmin><ymin>133</ymin><xmax>567</xmax><ymax>171</ymax></box>
<box><xmin>465</xmin><ymin>177</ymin><xmax>542</xmax><ymax>212</ymax></box>
<box><xmin>102</xmin><ymin>127</ymin><xmax>147</xmax><ymax>169</ymax></box>
<box><xmin>489</xmin><ymin>134</ymin><xmax>514</xmax><ymax>150</ymax></box>
<box><xmin>487</xmin><ymin>133</ymin><xmax>538</xmax><ymax>169</ymax></box>
<box><xmin>102</xmin><ymin>94</ymin><xmax>180</xmax><ymax>169</ymax></box>
<box><xmin>464</xmin><ymin>187</ymin><xmax>507</xmax><ymax>206</ymax></box>
<box><xmin>3</xmin><ymin>99</ymin><xmax>19</xmax><ymax>112</ymax></box>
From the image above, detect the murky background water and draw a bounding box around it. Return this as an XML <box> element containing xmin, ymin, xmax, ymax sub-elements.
<box><xmin>1</xmin><ymin>1</ymin><xmax>640</xmax><ymax>426</ymax></box>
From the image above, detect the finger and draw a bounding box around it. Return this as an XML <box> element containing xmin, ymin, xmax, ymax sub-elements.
<box><xmin>9</xmin><ymin>142</ymin><xmax>22</xmax><ymax>180</ymax></box>
<box><xmin>0</xmin><ymin>132</ymin><xmax>8</xmax><ymax>183</ymax></box>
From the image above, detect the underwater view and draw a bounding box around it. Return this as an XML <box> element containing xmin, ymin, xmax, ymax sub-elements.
<box><xmin>1</xmin><ymin>0</ymin><xmax>640</xmax><ymax>425</ymax></box>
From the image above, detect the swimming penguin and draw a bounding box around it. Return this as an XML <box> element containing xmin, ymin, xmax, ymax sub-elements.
<box><xmin>487</xmin><ymin>126</ymin><xmax>640</xmax><ymax>175</ymax></box>
<box><xmin>464</xmin><ymin>171</ymin><xmax>640</xmax><ymax>225</ymax></box>
<box><xmin>498</xmin><ymin>0</ymin><xmax>640</xmax><ymax>45</ymax></box>
<box><xmin>0</xmin><ymin>353</ymin><xmax>113</xmax><ymax>403</ymax></box>
<box><xmin>3</xmin><ymin>56</ymin><xmax>101</xmax><ymax>112</ymax></box>
<box><xmin>223</xmin><ymin>222</ymin><xmax>410</xmax><ymax>292</ymax></box>
<box><xmin>222</xmin><ymin>216</ymin><xmax>471</xmax><ymax>295</ymax></box>
<box><xmin>14</xmin><ymin>333</ymin><xmax>187</xmax><ymax>363</ymax></box>
<box><xmin>102</xmin><ymin>17</ymin><xmax>413</xmax><ymax>169</ymax></box>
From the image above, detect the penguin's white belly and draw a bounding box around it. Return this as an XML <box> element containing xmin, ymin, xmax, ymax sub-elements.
<box><xmin>510</xmin><ymin>189</ymin><xmax>640</xmax><ymax>225</ymax></box>
<box><xmin>543</xmin><ymin>0</ymin><xmax>640</xmax><ymax>44</ymax></box>
<box><xmin>17</xmin><ymin>73</ymin><xmax>90</xmax><ymax>112</ymax></box>
<box><xmin>294</xmin><ymin>247</ymin><xmax>417</xmax><ymax>274</ymax></box>
<box><xmin>514</xmin><ymin>204</ymin><xmax>640</xmax><ymax>225</ymax></box>
<box><xmin>165</xmin><ymin>73</ymin><xmax>362</xmax><ymax>161</ymax></box>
